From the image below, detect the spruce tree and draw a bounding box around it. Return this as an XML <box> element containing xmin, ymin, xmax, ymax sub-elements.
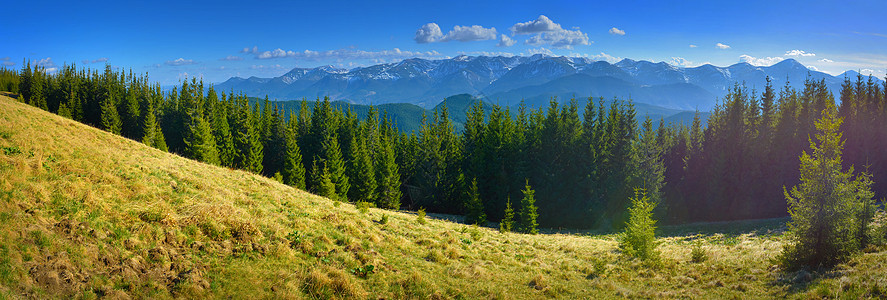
<box><xmin>233</xmin><ymin>95</ymin><xmax>263</xmax><ymax>173</ymax></box>
<box><xmin>376</xmin><ymin>133</ymin><xmax>402</xmax><ymax>209</ymax></box>
<box><xmin>780</xmin><ymin>108</ymin><xmax>875</xmax><ymax>269</ymax></box>
<box><xmin>349</xmin><ymin>135</ymin><xmax>377</xmax><ymax>203</ymax></box>
<box><xmin>325</xmin><ymin>136</ymin><xmax>350</xmax><ymax>201</ymax></box>
<box><xmin>518</xmin><ymin>180</ymin><xmax>538</xmax><ymax>234</ymax></box>
<box><xmin>153</xmin><ymin>122</ymin><xmax>169</xmax><ymax>152</ymax></box>
<box><xmin>57</xmin><ymin>102</ymin><xmax>72</xmax><ymax>118</ymax></box>
<box><xmin>99</xmin><ymin>91</ymin><xmax>122</xmax><ymax>134</ymax></box>
<box><xmin>282</xmin><ymin>125</ymin><xmax>306</xmax><ymax>189</ymax></box>
<box><xmin>464</xmin><ymin>177</ymin><xmax>486</xmax><ymax>225</ymax></box>
<box><xmin>140</xmin><ymin>95</ymin><xmax>157</xmax><ymax>147</ymax></box>
<box><xmin>310</xmin><ymin>158</ymin><xmax>337</xmax><ymax>200</ymax></box>
<box><xmin>499</xmin><ymin>197</ymin><xmax>514</xmax><ymax>233</ymax></box>
<box><xmin>618</xmin><ymin>188</ymin><xmax>659</xmax><ymax>261</ymax></box>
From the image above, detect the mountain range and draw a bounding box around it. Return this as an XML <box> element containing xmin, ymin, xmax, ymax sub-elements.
<box><xmin>217</xmin><ymin>55</ymin><xmax>883</xmax><ymax>112</ymax></box>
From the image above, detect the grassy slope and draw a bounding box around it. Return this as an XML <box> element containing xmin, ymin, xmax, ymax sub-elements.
<box><xmin>0</xmin><ymin>93</ymin><xmax>885</xmax><ymax>299</ymax></box>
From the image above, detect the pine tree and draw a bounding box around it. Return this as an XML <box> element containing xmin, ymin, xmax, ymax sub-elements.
<box><xmin>780</xmin><ymin>107</ymin><xmax>875</xmax><ymax>269</ymax></box>
<box><xmin>181</xmin><ymin>80</ymin><xmax>220</xmax><ymax>165</ymax></box>
<box><xmin>499</xmin><ymin>197</ymin><xmax>515</xmax><ymax>233</ymax></box>
<box><xmin>310</xmin><ymin>158</ymin><xmax>337</xmax><ymax>200</ymax></box>
<box><xmin>618</xmin><ymin>188</ymin><xmax>659</xmax><ymax>261</ymax></box>
<box><xmin>376</xmin><ymin>132</ymin><xmax>402</xmax><ymax>209</ymax></box>
<box><xmin>349</xmin><ymin>135</ymin><xmax>377</xmax><ymax>203</ymax></box>
<box><xmin>153</xmin><ymin>122</ymin><xmax>169</xmax><ymax>152</ymax></box>
<box><xmin>325</xmin><ymin>134</ymin><xmax>350</xmax><ymax>201</ymax></box>
<box><xmin>518</xmin><ymin>180</ymin><xmax>538</xmax><ymax>234</ymax></box>
<box><xmin>140</xmin><ymin>94</ymin><xmax>157</xmax><ymax>147</ymax></box>
<box><xmin>635</xmin><ymin>116</ymin><xmax>665</xmax><ymax>201</ymax></box>
<box><xmin>464</xmin><ymin>177</ymin><xmax>486</xmax><ymax>225</ymax></box>
<box><xmin>99</xmin><ymin>91</ymin><xmax>122</xmax><ymax>134</ymax></box>
<box><xmin>57</xmin><ymin>102</ymin><xmax>72</xmax><ymax>118</ymax></box>
<box><xmin>282</xmin><ymin>125</ymin><xmax>306</xmax><ymax>189</ymax></box>
<box><xmin>233</xmin><ymin>95</ymin><xmax>263</xmax><ymax>173</ymax></box>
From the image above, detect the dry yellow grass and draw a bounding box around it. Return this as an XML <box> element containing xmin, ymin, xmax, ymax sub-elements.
<box><xmin>0</xmin><ymin>93</ymin><xmax>885</xmax><ymax>299</ymax></box>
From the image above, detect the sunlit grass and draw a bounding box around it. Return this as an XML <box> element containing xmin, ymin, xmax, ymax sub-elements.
<box><xmin>0</xmin><ymin>93</ymin><xmax>885</xmax><ymax>299</ymax></box>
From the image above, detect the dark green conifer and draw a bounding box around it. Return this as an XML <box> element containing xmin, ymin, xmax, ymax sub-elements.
<box><xmin>518</xmin><ymin>180</ymin><xmax>538</xmax><ymax>234</ymax></box>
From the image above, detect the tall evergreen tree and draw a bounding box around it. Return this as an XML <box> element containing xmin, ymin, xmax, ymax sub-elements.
<box><xmin>464</xmin><ymin>177</ymin><xmax>486</xmax><ymax>225</ymax></box>
<box><xmin>518</xmin><ymin>180</ymin><xmax>539</xmax><ymax>234</ymax></box>
<box><xmin>325</xmin><ymin>134</ymin><xmax>350</xmax><ymax>201</ymax></box>
<box><xmin>282</xmin><ymin>124</ymin><xmax>306</xmax><ymax>189</ymax></box>
<box><xmin>349</xmin><ymin>135</ymin><xmax>377</xmax><ymax>203</ymax></box>
<box><xmin>780</xmin><ymin>107</ymin><xmax>875</xmax><ymax>269</ymax></box>
<box><xmin>376</xmin><ymin>132</ymin><xmax>402</xmax><ymax>209</ymax></box>
<box><xmin>99</xmin><ymin>89</ymin><xmax>122</xmax><ymax>134</ymax></box>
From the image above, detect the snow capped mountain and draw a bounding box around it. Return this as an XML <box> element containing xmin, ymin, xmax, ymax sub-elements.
<box><xmin>216</xmin><ymin>55</ymin><xmax>871</xmax><ymax>111</ymax></box>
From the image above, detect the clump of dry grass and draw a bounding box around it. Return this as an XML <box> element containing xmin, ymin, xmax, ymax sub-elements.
<box><xmin>2</xmin><ymin>94</ymin><xmax>887</xmax><ymax>299</ymax></box>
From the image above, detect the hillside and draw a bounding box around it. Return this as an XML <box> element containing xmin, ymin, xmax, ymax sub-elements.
<box><xmin>1</xmin><ymin>93</ymin><xmax>886</xmax><ymax>298</ymax></box>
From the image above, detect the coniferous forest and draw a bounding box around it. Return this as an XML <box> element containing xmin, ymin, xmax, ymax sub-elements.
<box><xmin>2</xmin><ymin>62</ymin><xmax>885</xmax><ymax>229</ymax></box>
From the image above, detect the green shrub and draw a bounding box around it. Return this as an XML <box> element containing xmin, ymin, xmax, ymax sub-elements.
<box><xmin>691</xmin><ymin>246</ymin><xmax>707</xmax><ymax>263</ymax></box>
<box><xmin>379</xmin><ymin>215</ymin><xmax>388</xmax><ymax>225</ymax></box>
<box><xmin>356</xmin><ymin>201</ymin><xmax>373</xmax><ymax>214</ymax></box>
<box><xmin>618</xmin><ymin>189</ymin><xmax>659</xmax><ymax>261</ymax></box>
<box><xmin>417</xmin><ymin>208</ymin><xmax>427</xmax><ymax>225</ymax></box>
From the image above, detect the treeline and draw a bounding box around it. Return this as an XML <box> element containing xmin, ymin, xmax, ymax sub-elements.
<box><xmin>1</xmin><ymin>62</ymin><xmax>884</xmax><ymax>228</ymax></box>
<box><xmin>662</xmin><ymin>76</ymin><xmax>887</xmax><ymax>222</ymax></box>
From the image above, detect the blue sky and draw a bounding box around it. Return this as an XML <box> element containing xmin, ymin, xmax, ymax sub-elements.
<box><xmin>2</xmin><ymin>0</ymin><xmax>886</xmax><ymax>85</ymax></box>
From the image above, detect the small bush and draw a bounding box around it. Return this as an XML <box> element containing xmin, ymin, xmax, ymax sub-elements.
<box><xmin>355</xmin><ymin>201</ymin><xmax>372</xmax><ymax>214</ymax></box>
<box><xmin>379</xmin><ymin>215</ymin><xmax>388</xmax><ymax>225</ymax></box>
<box><xmin>618</xmin><ymin>189</ymin><xmax>659</xmax><ymax>261</ymax></box>
<box><xmin>417</xmin><ymin>208</ymin><xmax>427</xmax><ymax>225</ymax></box>
<box><xmin>691</xmin><ymin>246</ymin><xmax>708</xmax><ymax>263</ymax></box>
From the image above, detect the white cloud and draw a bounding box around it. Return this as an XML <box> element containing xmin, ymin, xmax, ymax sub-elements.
<box><xmin>414</xmin><ymin>23</ymin><xmax>497</xmax><ymax>43</ymax></box>
<box><xmin>807</xmin><ymin>66</ymin><xmax>819</xmax><ymax>71</ymax></box>
<box><xmin>590</xmin><ymin>52</ymin><xmax>620</xmax><ymax>63</ymax></box>
<box><xmin>510</xmin><ymin>15</ymin><xmax>563</xmax><ymax>35</ymax></box>
<box><xmin>414</xmin><ymin>23</ymin><xmax>443</xmax><ymax>43</ymax></box>
<box><xmin>252</xmin><ymin>47</ymin><xmax>443</xmax><ymax>62</ymax></box>
<box><xmin>37</xmin><ymin>57</ymin><xmax>56</xmax><ymax>68</ymax></box>
<box><xmin>508</xmin><ymin>15</ymin><xmax>591</xmax><ymax>49</ymax></box>
<box><xmin>669</xmin><ymin>57</ymin><xmax>693</xmax><ymax>67</ymax></box>
<box><xmin>739</xmin><ymin>54</ymin><xmax>784</xmax><ymax>66</ymax></box>
<box><xmin>165</xmin><ymin>58</ymin><xmax>197</xmax><ymax>66</ymax></box>
<box><xmin>526</xmin><ymin>47</ymin><xmax>555</xmax><ymax>56</ymax></box>
<box><xmin>609</xmin><ymin>27</ymin><xmax>625</xmax><ymax>36</ymax></box>
<box><xmin>81</xmin><ymin>57</ymin><xmax>109</xmax><ymax>64</ymax></box>
<box><xmin>818</xmin><ymin>58</ymin><xmax>834</xmax><ymax>63</ymax></box>
<box><xmin>716</xmin><ymin>43</ymin><xmax>731</xmax><ymax>49</ymax></box>
<box><xmin>241</xmin><ymin>46</ymin><xmax>258</xmax><ymax>54</ymax></box>
<box><xmin>526</xmin><ymin>28</ymin><xmax>590</xmax><ymax>49</ymax></box>
<box><xmin>0</xmin><ymin>57</ymin><xmax>9</xmax><ymax>61</ymax></box>
<box><xmin>440</xmin><ymin>25</ymin><xmax>498</xmax><ymax>42</ymax></box>
<box><xmin>257</xmin><ymin>48</ymin><xmax>297</xmax><ymax>59</ymax></box>
<box><xmin>785</xmin><ymin>50</ymin><xmax>815</xmax><ymax>57</ymax></box>
<box><xmin>250</xmin><ymin>64</ymin><xmax>285</xmax><ymax>70</ymax></box>
<box><xmin>565</xmin><ymin>52</ymin><xmax>621</xmax><ymax>63</ymax></box>
<box><xmin>859</xmin><ymin>69</ymin><xmax>884</xmax><ymax>76</ymax></box>
<box><xmin>220</xmin><ymin>55</ymin><xmax>243</xmax><ymax>61</ymax></box>
<box><xmin>3</xmin><ymin>61</ymin><xmax>15</xmax><ymax>66</ymax></box>
<box><xmin>689</xmin><ymin>44</ymin><xmax>698</xmax><ymax>48</ymax></box>
<box><xmin>44</xmin><ymin>67</ymin><xmax>58</xmax><ymax>73</ymax></box>
<box><xmin>498</xmin><ymin>34</ymin><xmax>516</xmax><ymax>47</ymax></box>
<box><xmin>458</xmin><ymin>51</ymin><xmax>516</xmax><ymax>57</ymax></box>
